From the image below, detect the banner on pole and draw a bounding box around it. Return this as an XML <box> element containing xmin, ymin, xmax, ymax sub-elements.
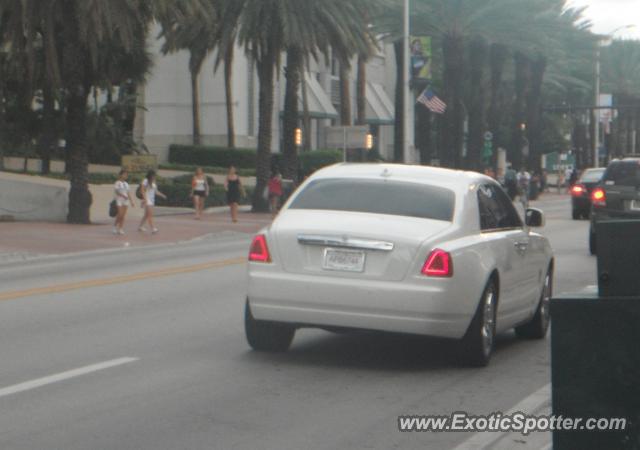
<box><xmin>410</xmin><ymin>36</ymin><xmax>432</xmax><ymax>82</ymax></box>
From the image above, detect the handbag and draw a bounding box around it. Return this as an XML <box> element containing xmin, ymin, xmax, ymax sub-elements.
<box><xmin>109</xmin><ymin>200</ymin><xmax>118</xmax><ymax>218</ymax></box>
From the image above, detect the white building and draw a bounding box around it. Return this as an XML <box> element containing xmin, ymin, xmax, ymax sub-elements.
<box><xmin>139</xmin><ymin>27</ymin><xmax>398</xmax><ymax>163</ymax></box>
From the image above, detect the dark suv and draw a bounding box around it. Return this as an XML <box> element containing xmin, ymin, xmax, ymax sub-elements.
<box><xmin>590</xmin><ymin>158</ymin><xmax>640</xmax><ymax>255</ymax></box>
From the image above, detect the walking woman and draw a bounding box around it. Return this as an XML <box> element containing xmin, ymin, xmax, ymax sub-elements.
<box><xmin>268</xmin><ymin>170</ymin><xmax>283</xmax><ymax>216</ymax></box>
<box><xmin>138</xmin><ymin>170</ymin><xmax>167</xmax><ymax>234</ymax></box>
<box><xmin>113</xmin><ymin>169</ymin><xmax>135</xmax><ymax>235</ymax></box>
<box><xmin>190</xmin><ymin>168</ymin><xmax>209</xmax><ymax>219</ymax></box>
<box><xmin>225</xmin><ymin>165</ymin><xmax>245</xmax><ymax>223</ymax></box>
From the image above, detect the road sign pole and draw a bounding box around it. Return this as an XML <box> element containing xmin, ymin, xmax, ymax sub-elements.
<box><xmin>343</xmin><ymin>127</ymin><xmax>347</xmax><ymax>162</ymax></box>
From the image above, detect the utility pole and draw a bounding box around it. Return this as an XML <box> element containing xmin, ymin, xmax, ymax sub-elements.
<box><xmin>402</xmin><ymin>0</ymin><xmax>414</xmax><ymax>164</ymax></box>
<box><xmin>594</xmin><ymin>45</ymin><xmax>601</xmax><ymax>168</ymax></box>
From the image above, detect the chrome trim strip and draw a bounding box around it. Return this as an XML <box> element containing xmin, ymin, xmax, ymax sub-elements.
<box><xmin>297</xmin><ymin>234</ymin><xmax>394</xmax><ymax>251</ymax></box>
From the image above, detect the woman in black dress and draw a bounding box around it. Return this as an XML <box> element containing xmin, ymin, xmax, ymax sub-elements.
<box><xmin>225</xmin><ymin>165</ymin><xmax>244</xmax><ymax>222</ymax></box>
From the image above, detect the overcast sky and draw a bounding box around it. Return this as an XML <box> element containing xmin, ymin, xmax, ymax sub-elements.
<box><xmin>570</xmin><ymin>0</ymin><xmax>640</xmax><ymax>39</ymax></box>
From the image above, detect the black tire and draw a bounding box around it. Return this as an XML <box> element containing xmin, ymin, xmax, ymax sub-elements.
<box><xmin>460</xmin><ymin>279</ymin><xmax>498</xmax><ymax>367</ymax></box>
<box><xmin>572</xmin><ymin>209</ymin><xmax>580</xmax><ymax>220</ymax></box>
<box><xmin>589</xmin><ymin>229</ymin><xmax>596</xmax><ymax>255</ymax></box>
<box><xmin>244</xmin><ymin>301</ymin><xmax>295</xmax><ymax>352</ymax></box>
<box><xmin>515</xmin><ymin>268</ymin><xmax>553</xmax><ymax>339</ymax></box>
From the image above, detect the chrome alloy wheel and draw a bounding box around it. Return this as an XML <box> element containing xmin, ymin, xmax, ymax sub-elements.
<box><xmin>481</xmin><ymin>286</ymin><xmax>497</xmax><ymax>356</ymax></box>
<box><xmin>539</xmin><ymin>273</ymin><xmax>552</xmax><ymax>329</ymax></box>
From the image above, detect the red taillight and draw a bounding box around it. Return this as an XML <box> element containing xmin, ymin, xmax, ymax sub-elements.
<box><xmin>592</xmin><ymin>188</ymin><xmax>606</xmax><ymax>207</ymax></box>
<box><xmin>249</xmin><ymin>234</ymin><xmax>271</xmax><ymax>262</ymax></box>
<box><xmin>422</xmin><ymin>249</ymin><xmax>453</xmax><ymax>277</ymax></box>
<box><xmin>571</xmin><ymin>184</ymin><xmax>586</xmax><ymax>196</ymax></box>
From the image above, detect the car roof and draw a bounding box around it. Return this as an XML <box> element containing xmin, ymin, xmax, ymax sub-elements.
<box><xmin>309</xmin><ymin>163</ymin><xmax>492</xmax><ymax>191</ymax></box>
<box><xmin>612</xmin><ymin>158</ymin><xmax>640</xmax><ymax>164</ymax></box>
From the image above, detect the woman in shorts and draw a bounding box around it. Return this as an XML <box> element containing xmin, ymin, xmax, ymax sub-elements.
<box><xmin>190</xmin><ymin>168</ymin><xmax>209</xmax><ymax>219</ymax></box>
<box><xmin>113</xmin><ymin>169</ymin><xmax>135</xmax><ymax>235</ymax></box>
<box><xmin>138</xmin><ymin>170</ymin><xmax>167</xmax><ymax>234</ymax></box>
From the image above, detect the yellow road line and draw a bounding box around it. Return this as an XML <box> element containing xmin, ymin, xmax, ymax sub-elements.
<box><xmin>0</xmin><ymin>257</ymin><xmax>247</xmax><ymax>302</ymax></box>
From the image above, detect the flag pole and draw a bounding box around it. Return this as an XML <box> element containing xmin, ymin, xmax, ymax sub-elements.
<box><xmin>402</xmin><ymin>0</ymin><xmax>414</xmax><ymax>164</ymax></box>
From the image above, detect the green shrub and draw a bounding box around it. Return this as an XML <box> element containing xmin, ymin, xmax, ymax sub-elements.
<box><xmin>156</xmin><ymin>179</ymin><xmax>252</xmax><ymax>208</ymax></box>
<box><xmin>299</xmin><ymin>149</ymin><xmax>343</xmax><ymax>175</ymax></box>
<box><xmin>159</xmin><ymin>163</ymin><xmax>255</xmax><ymax>177</ymax></box>
<box><xmin>169</xmin><ymin>145</ymin><xmax>256</xmax><ymax>169</ymax></box>
<box><xmin>168</xmin><ymin>145</ymin><xmax>342</xmax><ymax>180</ymax></box>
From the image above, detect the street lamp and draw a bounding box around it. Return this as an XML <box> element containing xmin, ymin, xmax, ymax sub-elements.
<box><xmin>294</xmin><ymin>128</ymin><xmax>302</xmax><ymax>147</ymax></box>
<box><xmin>365</xmin><ymin>133</ymin><xmax>374</xmax><ymax>151</ymax></box>
<box><xmin>594</xmin><ymin>25</ymin><xmax>636</xmax><ymax>168</ymax></box>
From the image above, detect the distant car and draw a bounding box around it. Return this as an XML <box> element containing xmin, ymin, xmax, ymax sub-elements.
<box><xmin>245</xmin><ymin>164</ymin><xmax>555</xmax><ymax>367</ymax></box>
<box><xmin>570</xmin><ymin>168</ymin><xmax>606</xmax><ymax>220</ymax></box>
<box><xmin>590</xmin><ymin>158</ymin><xmax>640</xmax><ymax>255</ymax></box>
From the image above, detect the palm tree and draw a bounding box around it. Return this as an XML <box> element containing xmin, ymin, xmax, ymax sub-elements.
<box><xmin>225</xmin><ymin>0</ymin><xmax>375</xmax><ymax>209</ymax></box>
<box><xmin>409</xmin><ymin>0</ymin><xmax>520</xmax><ymax>168</ymax></box>
<box><xmin>280</xmin><ymin>0</ymin><xmax>377</xmax><ymax>179</ymax></box>
<box><xmin>601</xmin><ymin>40</ymin><xmax>640</xmax><ymax>158</ymax></box>
<box><xmin>160</xmin><ymin>0</ymin><xmax>238</xmax><ymax>149</ymax></box>
<box><xmin>158</xmin><ymin>1</ymin><xmax>217</xmax><ymax>146</ymax></box>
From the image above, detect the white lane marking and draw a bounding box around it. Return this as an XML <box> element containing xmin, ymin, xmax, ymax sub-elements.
<box><xmin>452</xmin><ymin>383</ymin><xmax>551</xmax><ymax>450</ymax></box>
<box><xmin>0</xmin><ymin>357</ymin><xmax>138</xmax><ymax>399</ymax></box>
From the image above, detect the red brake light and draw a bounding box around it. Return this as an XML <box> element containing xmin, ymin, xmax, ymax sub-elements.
<box><xmin>422</xmin><ymin>249</ymin><xmax>453</xmax><ymax>277</ymax></box>
<box><xmin>571</xmin><ymin>184</ymin><xmax>586</xmax><ymax>196</ymax></box>
<box><xmin>592</xmin><ymin>188</ymin><xmax>606</xmax><ymax>207</ymax></box>
<box><xmin>249</xmin><ymin>234</ymin><xmax>271</xmax><ymax>262</ymax></box>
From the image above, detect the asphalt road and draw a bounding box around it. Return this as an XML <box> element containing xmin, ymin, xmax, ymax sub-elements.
<box><xmin>0</xmin><ymin>194</ymin><xmax>596</xmax><ymax>450</ymax></box>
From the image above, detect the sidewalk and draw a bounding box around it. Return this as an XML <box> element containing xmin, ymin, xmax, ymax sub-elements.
<box><xmin>0</xmin><ymin>208</ymin><xmax>272</xmax><ymax>262</ymax></box>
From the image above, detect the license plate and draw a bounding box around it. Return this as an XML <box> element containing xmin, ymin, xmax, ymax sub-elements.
<box><xmin>630</xmin><ymin>200</ymin><xmax>640</xmax><ymax>211</ymax></box>
<box><xmin>322</xmin><ymin>248</ymin><xmax>365</xmax><ymax>272</ymax></box>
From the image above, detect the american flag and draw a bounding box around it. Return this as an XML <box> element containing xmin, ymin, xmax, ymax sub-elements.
<box><xmin>417</xmin><ymin>88</ymin><xmax>447</xmax><ymax>114</ymax></box>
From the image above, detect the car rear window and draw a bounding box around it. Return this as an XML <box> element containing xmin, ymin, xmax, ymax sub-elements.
<box><xmin>288</xmin><ymin>178</ymin><xmax>456</xmax><ymax>221</ymax></box>
<box><xmin>580</xmin><ymin>169</ymin><xmax>605</xmax><ymax>183</ymax></box>
<box><xmin>603</xmin><ymin>162</ymin><xmax>640</xmax><ymax>187</ymax></box>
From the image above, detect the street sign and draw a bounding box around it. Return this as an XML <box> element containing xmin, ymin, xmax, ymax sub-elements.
<box><xmin>122</xmin><ymin>155</ymin><xmax>157</xmax><ymax>173</ymax></box>
<box><xmin>543</xmin><ymin>152</ymin><xmax>576</xmax><ymax>171</ymax></box>
<box><xmin>326</xmin><ymin>126</ymin><xmax>370</xmax><ymax>150</ymax></box>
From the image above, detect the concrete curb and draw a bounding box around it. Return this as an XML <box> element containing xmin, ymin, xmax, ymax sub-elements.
<box><xmin>0</xmin><ymin>230</ymin><xmax>252</xmax><ymax>270</ymax></box>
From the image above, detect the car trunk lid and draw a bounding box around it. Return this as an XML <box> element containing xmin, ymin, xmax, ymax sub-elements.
<box><xmin>271</xmin><ymin>210</ymin><xmax>453</xmax><ymax>281</ymax></box>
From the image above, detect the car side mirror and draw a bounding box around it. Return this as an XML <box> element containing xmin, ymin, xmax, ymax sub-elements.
<box><xmin>525</xmin><ymin>208</ymin><xmax>545</xmax><ymax>228</ymax></box>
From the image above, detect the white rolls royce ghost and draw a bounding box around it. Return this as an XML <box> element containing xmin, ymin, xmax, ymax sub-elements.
<box><xmin>245</xmin><ymin>164</ymin><xmax>554</xmax><ymax>366</ymax></box>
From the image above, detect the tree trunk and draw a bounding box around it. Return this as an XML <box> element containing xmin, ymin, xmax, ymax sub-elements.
<box><xmin>62</xmin><ymin>0</ymin><xmax>92</xmax><ymax>224</ymax></box>
<box><xmin>301</xmin><ymin>72</ymin><xmax>312</xmax><ymax>152</ymax></box>
<box><xmin>525</xmin><ymin>55</ymin><xmax>546</xmax><ymax>172</ymax></box>
<box><xmin>510</xmin><ymin>52</ymin><xmax>530</xmax><ymax>170</ymax></box>
<box><xmin>339</xmin><ymin>60</ymin><xmax>352</xmax><ymax>126</ymax></box>
<box><xmin>190</xmin><ymin>68</ymin><xmax>201</xmax><ymax>146</ymax></box>
<box><xmin>39</xmin><ymin>77</ymin><xmax>56</xmax><ymax>175</ymax></box>
<box><xmin>466</xmin><ymin>37</ymin><xmax>488</xmax><ymax>171</ymax></box>
<box><xmin>224</xmin><ymin>42</ymin><xmax>236</xmax><ymax>149</ymax></box>
<box><xmin>253</xmin><ymin>54</ymin><xmax>276</xmax><ymax>212</ymax></box>
<box><xmin>488</xmin><ymin>44</ymin><xmax>508</xmax><ymax>167</ymax></box>
<box><xmin>393</xmin><ymin>40</ymin><xmax>404</xmax><ymax>162</ymax></box>
<box><xmin>356</xmin><ymin>54</ymin><xmax>367</xmax><ymax>126</ymax></box>
<box><xmin>282</xmin><ymin>47</ymin><xmax>302</xmax><ymax>180</ymax></box>
<box><xmin>442</xmin><ymin>33</ymin><xmax>465</xmax><ymax>168</ymax></box>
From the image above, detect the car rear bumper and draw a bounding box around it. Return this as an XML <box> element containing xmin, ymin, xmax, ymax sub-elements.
<box><xmin>571</xmin><ymin>197</ymin><xmax>591</xmax><ymax>211</ymax></box>
<box><xmin>247</xmin><ymin>269</ymin><xmax>477</xmax><ymax>339</ymax></box>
